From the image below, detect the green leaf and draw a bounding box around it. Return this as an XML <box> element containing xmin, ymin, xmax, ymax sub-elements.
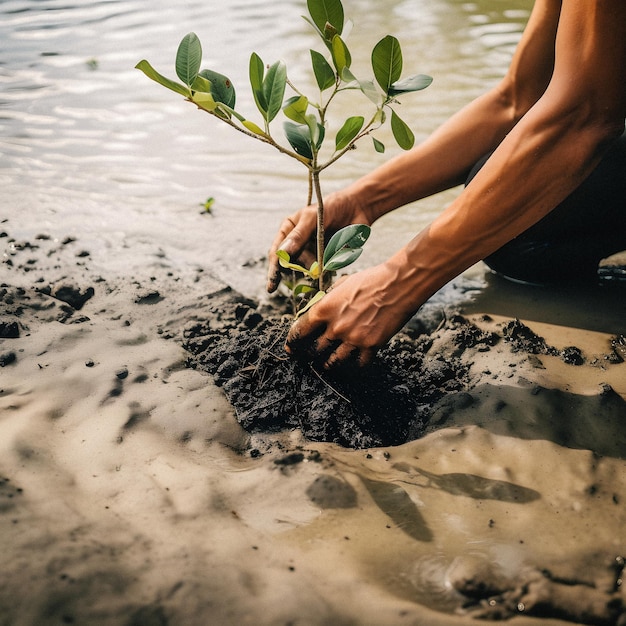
<box><xmin>249</xmin><ymin>52</ymin><xmax>267</xmax><ymax>116</ymax></box>
<box><xmin>324</xmin><ymin>248</ymin><xmax>363</xmax><ymax>272</ymax></box>
<box><xmin>307</xmin><ymin>0</ymin><xmax>344</xmax><ymax>37</ymax></box>
<box><xmin>324</xmin><ymin>224</ymin><xmax>371</xmax><ymax>260</ymax></box>
<box><xmin>315</xmin><ymin>122</ymin><xmax>326</xmax><ymax>150</ymax></box>
<box><xmin>283</xmin><ymin>122</ymin><xmax>313</xmax><ymax>160</ymax></box>
<box><xmin>191</xmin><ymin>91</ymin><xmax>218</xmax><ymax>111</ymax></box>
<box><xmin>294</xmin><ymin>283</ymin><xmax>316</xmax><ymax>297</ymax></box>
<box><xmin>389</xmin><ymin>73</ymin><xmax>432</xmax><ymax>96</ymax></box>
<box><xmin>298</xmin><ymin>113</ymin><xmax>325</xmax><ymax>152</ymax></box>
<box><xmin>135</xmin><ymin>60</ymin><xmax>191</xmax><ymax>98</ymax></box>
<box><xmin>295</xmin><ymin>290</ymin><xmax>326</xmax><ymax>318</ymax></box>
<box><xmin>283</xmin><ymin>96</ymin><xmax>309</xmax><ymax>124</ymax></box>
<box><xmin>176</xmin><ymin>33</ymin><xmax>202</xmax><ymax>87</ymax></box>
<box><xmin>191</xmin><ymin>75</ymin><xmax>231</xmax><ymax>118</ymax></box>
<box><xmin>323</xmin><ymin>224</ymin><xmax>371</xmax><ymax>271</ymax></box>
<box><xmin>198</xmin><ymin>69</ymin><xmax>236</xmax><ymax>108</ymax></box>
<box><xmin>335</xmin><ymin>116</ymin><xmax>364</xmax><ymax>151</ymax></box>
<box><xmin>341</xmin><ymin>66</ymin><xmax>357</xmax><ymax>85</ymax></box>
<box><xmin>372</xmin><ymin>35</ymin><xmax>403</xmax><ymax>94</ymax></box>
<box><xmin>262</xmin><ymin>60</ymin><xmax>287</xmax><ymax>123</ymax></box>
<box><xmin>276</xmin><ymin>249</ymin><xmax>311</xmax><ymax>275</ymax></box>
<box><xmin>357</xmin><ymin>78</ymin><xmax>382</xmax><ymax>105</ymax></box>
<box><xmin>216</xmin><ymin>103</ymin><xmax>245</xmax><ymax>122</ymax></box>
<box><xmin>306</xmin><ymin>114</ymin><xmax>318</xmax><ymax>145</ymax></box>
<box><xmin>191</xmin><ymin>74</ymin><xmax>212</xmax><ymax>93</ymax></box>
<box><xmin>311</xmin><ymin>50</ymin><xmax>336</xmax><ymax>91</ymax></box>
<box><xmin>243</xmin><ymin>119</ymin><xmax>267</xmax><ymax>136</ymax></box>
<box><xmin>391</xmin><ymin>109</ymin><xmax>415</xmax><ymax>150</ymax></box>
<box><xmin>373</xmin><ymin>137</ymin><xmax>385</xmax><ymax>153</ymax></box>
<box><xmin>331</xmin><ymin>35</ymin><xmax>351</xmax><ymax>74</ymax></box>
<box><xmin>249</xmin><ymin>52</ymin><xmax>264</xmax><ymax>91</ymax></box>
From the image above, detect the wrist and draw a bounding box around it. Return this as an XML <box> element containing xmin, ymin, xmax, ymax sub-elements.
<box><xmin>342</xmin><ymin>177</ymin><xmax>396</xmax><ymax>224</ymax></box>
<box><xmin>382</xmin><ymin>227</ymin><xmax>461</xmax><ymax>314</ymax></box>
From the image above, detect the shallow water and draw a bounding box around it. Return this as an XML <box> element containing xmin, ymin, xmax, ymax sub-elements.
<box><xmin>0</xmin><ymin>0</ymin><xmax>531</xmax><ymax>294</ymax></box>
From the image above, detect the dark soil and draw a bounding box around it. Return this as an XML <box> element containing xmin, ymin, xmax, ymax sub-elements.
<box><xmin>182</xmin><ymin>289</ymin><xmax>623</xmax><ymax>449</ymax></box>
<box><xmin>183</xmin><ymin>290</ymin><xmax>444</xmax><ymax>448</ymax></box>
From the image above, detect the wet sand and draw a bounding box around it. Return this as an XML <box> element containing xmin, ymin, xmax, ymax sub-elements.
<box><xmin>1</xmin><ymin>225</ymin><xmax>625</xmax><ymax>625</ymax></box>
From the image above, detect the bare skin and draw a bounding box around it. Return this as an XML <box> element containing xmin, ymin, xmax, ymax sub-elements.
<box><xmin>267</xmin><ymin>0</ymin><xmax>626</xmax><ymax>370</ymax></box>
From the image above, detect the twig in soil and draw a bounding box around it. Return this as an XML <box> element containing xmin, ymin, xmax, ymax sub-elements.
<box><xmin>435</xmin><ymin>309</ymin><xmax>447</xmax><ymax>332</ymax></box>
<box><xmin>263</xmin><ymin>350</ymin><xmax>290</xmax><ymax>362</ymax></box>
<box><xmin>309</xmin><ymin>365</ymin><xmax>352</xmax><ymax>404</ymax></box>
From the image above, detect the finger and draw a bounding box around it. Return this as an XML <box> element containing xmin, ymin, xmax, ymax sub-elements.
<box><xmin>267</xmin><ymin>216</ymin><xmax>298</xmax><ymax>293</ymax></box>
<box><xmin>324</xmin><ymin>343</ymin><xmax>377</xmax><ymax>370</ymax></box>
<box><xmin>267</xmin><ymin>209</ymin><xmax>319</xmax><ymax>293</ymax></box>
<box><xmin>312</xmin><ymin>336</ymin><xmax>342</xmax><ymax>362</ymax></box>
<box><xmin>285</xmin><ymin>314</ymin><xmax>327</xmax><ymax>358</ymax></box>
<box><xmin>267</xmin><ymin>260</ymin><xmax>283</xmax><ymax>294</ymax></box>
<box><xmin>356</xmin><ymin>346</ymin><xmax>376</xmax><ymax>367</ymax></box>
<box><xmin>323</xmin><ymin>342</ymin><xmax>360</xmax><ymax>370</ymax></box>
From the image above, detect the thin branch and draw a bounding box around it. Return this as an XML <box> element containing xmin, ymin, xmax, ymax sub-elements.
<box><xmin>309</xmin><ymin>366</ymin><xmax>352</xmax><ymax>404</ymax></box>
<box><xmin>189</xmin><ymin>99</ymin><xmax>313</xmax><ymax>167</ymax></box>
<box><xmin>319</xmin><ymin>111</ymin><xmax>384</xmax><ymax>172</ymax></box>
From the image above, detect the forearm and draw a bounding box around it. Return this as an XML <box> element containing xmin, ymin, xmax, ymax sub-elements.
<box><xmin>346</xmin><ymin>86</ymin><xmax>520</xmax><ymax>223</ymax></box>
<box><xmin>344</xmin><ymin>0</ymin><xmax>564</xmax><ymax>225</ymax></box>
<box><xmin>386</xmin><ymin>0</ymin><xmax>626</xmax><ymax>315</ymax></box>
<box><xmin>389</xmin><ymin>104</ymin><xmax>624</xmax><ymax>313</ymax></box>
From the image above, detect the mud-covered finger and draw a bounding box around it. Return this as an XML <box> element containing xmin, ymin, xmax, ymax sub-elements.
<box><xmin>312</xmin><ymin>336</ymin><xmax>342</xmax><ymax>362</ymax></box>
<box><xmin>284</xmin><ymin>315</ymin><xmax>325</xmax><ymax>356</ymax></box>
<box><xmin>267</xmin><ymin>231</ymin><xmax>292</xmax><ymax>293</ymax></box>
<box><xmin>322</xmin><ymin>342</ymin><xmax>360</xmax><ymax>370</ymax></box>
<box><xmin>266</xmin><ymin>216</ymin><xmax>303</xmax><ymax>293</ymax></box>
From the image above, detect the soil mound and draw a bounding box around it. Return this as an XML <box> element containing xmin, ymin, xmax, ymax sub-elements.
<box><xmin>184</xmin><ymin>291</ymin><xmax>497</xmax><ymax>448</ymax></box>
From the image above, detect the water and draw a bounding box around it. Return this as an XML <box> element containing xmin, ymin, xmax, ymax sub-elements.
<box><xmin>0</xmin><ymin>0</ymin><xmax>530</xmax><ymax>295</ymax></box>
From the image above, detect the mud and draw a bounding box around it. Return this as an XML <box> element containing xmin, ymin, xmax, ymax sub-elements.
<box><xmin>2</xmin><ymin>227</ymin><xmax>626</xmax><ymax>625</ymax></box>
<box><xmin>183</xmin><ymin>291</ymin><xmax>466</xmax><ymax>448</ymax></box>
<box><xmin>182</xmin><ymin>292</ymin><xmax>625</xmax><ymax>450</ymax></box>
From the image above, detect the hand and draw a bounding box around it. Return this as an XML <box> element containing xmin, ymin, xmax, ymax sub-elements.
<box><xmin>284</xmin><ymin>261</ymin><xmax>418</xmax><ymax>369</ymax></box>
<box><xmin>266</xmin><ymin>190</ymin><xmax>373</xmax><ymax>293</ymax></box>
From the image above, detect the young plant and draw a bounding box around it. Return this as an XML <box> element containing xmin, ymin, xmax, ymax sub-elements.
<box><xmin>136</xmin><ymin>0</ymin><xmax>432</xmax><ymax>315</ymax></box>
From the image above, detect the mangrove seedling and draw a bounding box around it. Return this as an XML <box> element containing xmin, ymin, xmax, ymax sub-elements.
<box><xmin>136</xmin><ymin>0</ymin><xmax>432</xmax><ymax>315</ymax></box>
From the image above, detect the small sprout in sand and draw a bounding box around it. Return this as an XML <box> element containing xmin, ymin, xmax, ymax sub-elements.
<box><xmin>200</xmin><ymin>196</ymin><xmax>215</xmax><ymax>214</ymax></box>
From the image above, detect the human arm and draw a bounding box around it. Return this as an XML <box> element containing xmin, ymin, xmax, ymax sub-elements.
<box><xmin>286</xmin><ymin>0</ymin><xmax>626</xmax><ymax>369</ymax></box>
<box><xmin>267</xmin><ymin>0</ymin><xmax>561</xmax><ymax>293</ymax></box>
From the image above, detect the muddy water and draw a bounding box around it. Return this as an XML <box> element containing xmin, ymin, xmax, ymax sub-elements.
<box><xmin>0</xmin><ymin>0</ymin><xmax>532</xmax><ymax>295</ymax></box>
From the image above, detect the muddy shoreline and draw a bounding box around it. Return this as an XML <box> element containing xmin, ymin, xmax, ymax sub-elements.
<box><xmin>181</xmin><ymin>287</ymin><xmax>624</xmax><ymax>450</ymax></box>
<box><xmin>2</xmin><ymin>226</ymin><xmax>626</xmax><ymax>625</ymax></box>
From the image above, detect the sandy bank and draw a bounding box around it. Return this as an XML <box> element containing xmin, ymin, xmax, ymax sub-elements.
<box><xmin>1</xmin><ymin>226</ymin><xmax>625</xmax><ymax>625</ymax></box>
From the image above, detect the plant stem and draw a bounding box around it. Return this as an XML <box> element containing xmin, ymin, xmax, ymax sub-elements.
<box><xmin>307</xmin><ymin>171</ymin><xmax>313</xmax><ymax>206</ymax></box>
<box><xmin>312</xmin><ymin>166</ymin><xmax>325</xmax><ymax>292</ymax></box>
<box><xmin>319</xmin><ymin>109</ymin><xmax>384</xmax><ymax>172</ymax></box>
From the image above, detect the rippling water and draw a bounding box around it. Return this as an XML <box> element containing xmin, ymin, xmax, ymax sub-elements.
<box><xmin>0</xmin><ymin>0</ymin><xmax>530</xmax><ymax>294</ymax></box>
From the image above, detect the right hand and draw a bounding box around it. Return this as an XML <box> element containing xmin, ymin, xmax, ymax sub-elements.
<box><xmin>266</xmin><ymin>190</ymin><xmax>373</xmax><ymax>293</ymax></box>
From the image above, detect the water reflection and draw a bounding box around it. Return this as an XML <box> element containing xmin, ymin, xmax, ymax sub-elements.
<box><xmin>0</xmin><ymin>0</ymin><xmax>528</xmax><ymax>292</ymax></box>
